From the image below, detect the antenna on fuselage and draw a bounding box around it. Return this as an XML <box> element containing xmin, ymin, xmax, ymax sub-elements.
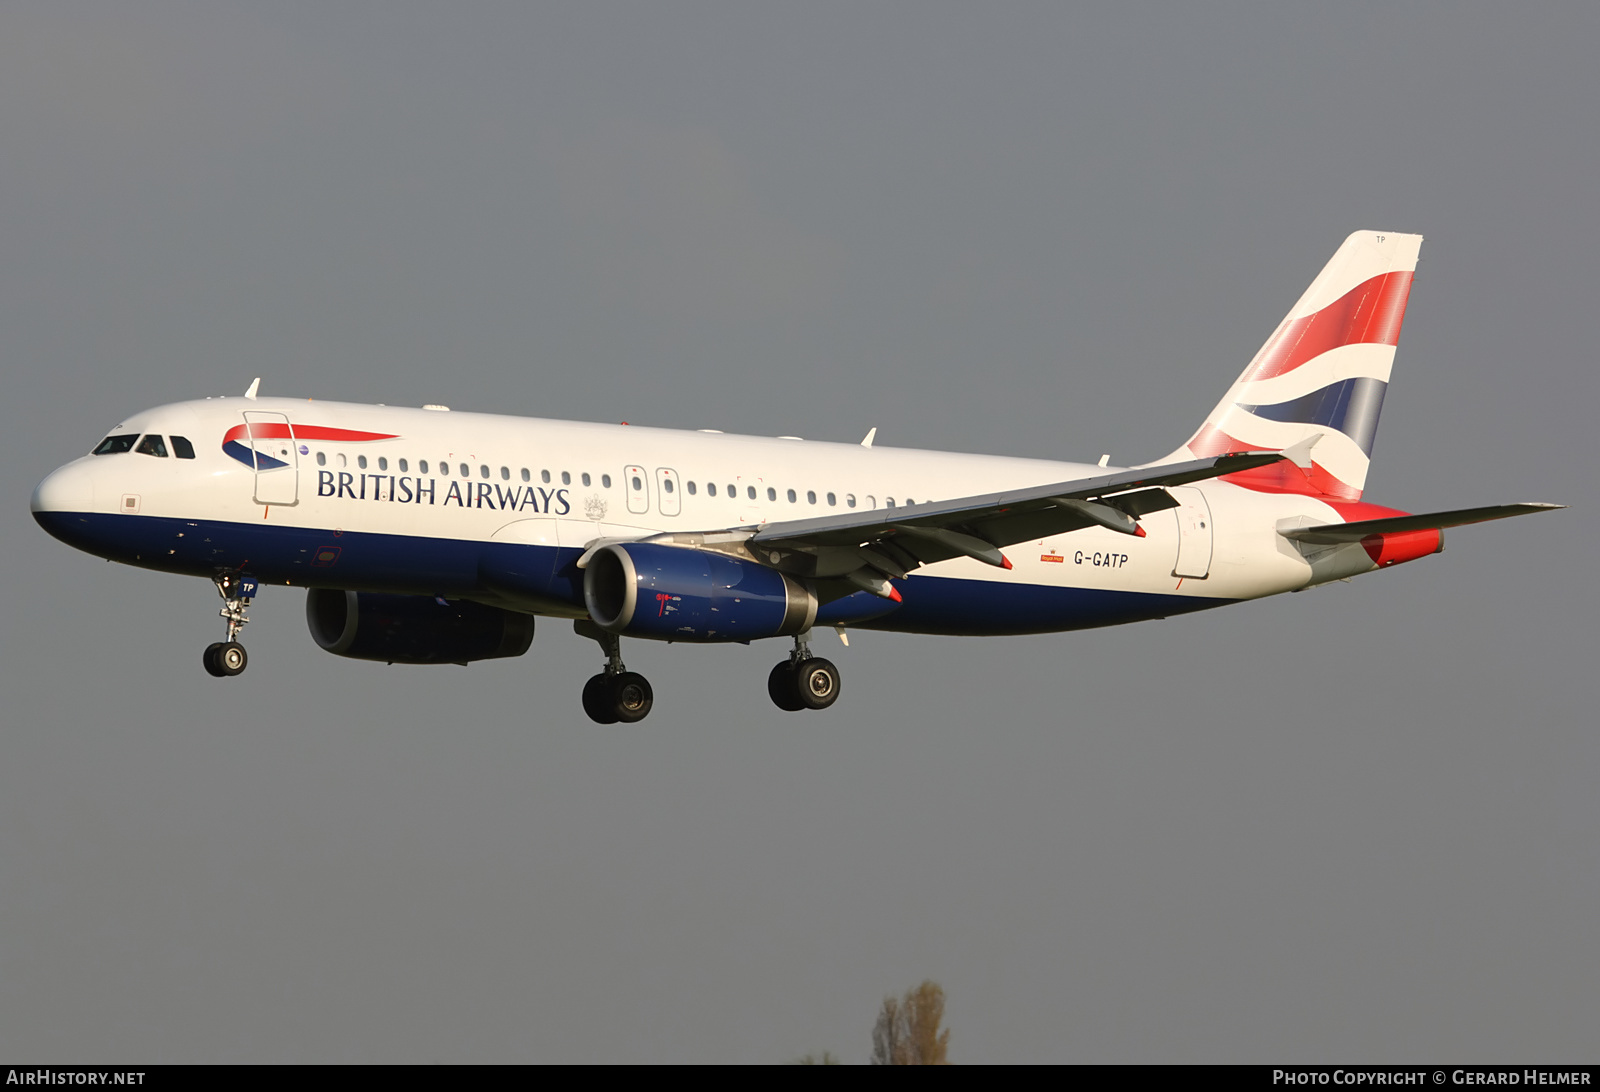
<box><xmin>244</xmin><ymin>378</ymin><xmax>261</xmax><ymax>400</ymax></box>
<box><xmin>860</xmin><ymin>427</ymin><xmax>877</xmax><ymax>448</ymax></box>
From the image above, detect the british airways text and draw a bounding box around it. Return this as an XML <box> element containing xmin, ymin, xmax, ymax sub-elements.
<box><xmin>317</xmin><ymin>471</ymin><xmax>571</xmax><ymax>514</ymax></box>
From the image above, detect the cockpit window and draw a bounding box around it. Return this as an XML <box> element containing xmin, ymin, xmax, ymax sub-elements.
<box><xmin>135</xmin><ymin>435</ymin><xmax>169</xmax><ymax>458</ymax></box>
<box><xmin>93</xmin><ymin>434</ymin><xmax>138</xmax><ymax>455</ymax></box>
<box><xmin>170</xmin><ymin>436</ymin><xmax>196</xmax><ymax>459</ymax></box>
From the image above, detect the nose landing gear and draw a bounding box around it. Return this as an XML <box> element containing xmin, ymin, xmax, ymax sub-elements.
<box><xmin>768</xmin><ymin>630</ymin><xmax>840</xmax><ymax>712</ymax></box>
<box><xmin>203</xmin><ymin>572</ymin><xmax>257</xmax><ymax>678</ymax></box>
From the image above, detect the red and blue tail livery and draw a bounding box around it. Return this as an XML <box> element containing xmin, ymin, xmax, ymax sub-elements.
<box><xmin>1169</xmin><ymin>231</ymin><xmax>1420</xmax><ymax>501</ymax></box>
<box><xmin>32</xmin><ymin>231</ymin><xmax>1562</xmax><ymax>723</ymax></box>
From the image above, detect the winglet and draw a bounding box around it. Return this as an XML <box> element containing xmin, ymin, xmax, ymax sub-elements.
<box><xmin>860</xmin><ymin>427</ymin><xmax>877</xmax><ymax>448</ymax></box>
<box><xmin>244</xmin><ymin>378</ymin><xmax>261</xmax><ymax>400</ymax></box>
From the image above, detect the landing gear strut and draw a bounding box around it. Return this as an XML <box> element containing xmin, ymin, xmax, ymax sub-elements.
<box><xmin>203</xmin><ymin>571</ymin><xmax>257</xmax><ymax>678</ymax></box>
<box><xmin>768</xmin><ymin>630</ymin><xmax>840</xmax><ymax>712</ymax></box>
<box><xmin>575</xmin><ymin>620</ymin><xmax>654</xmax><ymax>724</ymax></box>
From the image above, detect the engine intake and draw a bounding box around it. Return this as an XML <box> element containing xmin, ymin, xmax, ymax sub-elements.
<box><xmin>583</xmin><ymin>543</ymin><xmax>816</xmax><ymax>641</ymax></box>
<box><xmin>306</xmin><ymin>589</ymin><xmax>534</xmax><ymax>664</ymax></box>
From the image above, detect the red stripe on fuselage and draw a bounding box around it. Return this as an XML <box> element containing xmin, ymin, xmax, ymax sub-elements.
<box><xmin>1238</xmin><ymin>270</ymin><xmax>1413</xmax><ymax>384</ymax></box>
<box><xmin>1360</xmin><ymin>528</ymin><xmax>1442</xmax><ymax>567</ymax></box>
<box><xmin>222</xmin><ymin>424</ymin><xmax>400</xmax><ymax>444</ymax></box>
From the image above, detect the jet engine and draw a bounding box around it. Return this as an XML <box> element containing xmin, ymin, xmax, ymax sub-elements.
<box><xmin>583</xmin><ymin>543</ymin><xmax>816</xmax><ymax>641</ymax></box>
<box><xmin>305</xmin><ymin>589</ymin><xmax>534</xmax><ymax>664</ymax></box>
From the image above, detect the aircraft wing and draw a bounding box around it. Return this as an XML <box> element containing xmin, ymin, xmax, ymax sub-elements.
<box><xmin>1278</xmin><ymin>502</ymin><xmax>1565</xmax><ymax>545</ymax></box>
<box><xmin>743</xmin><ymin>451</ymin><xmax>1288</xmax><ymax>593</ymax></box>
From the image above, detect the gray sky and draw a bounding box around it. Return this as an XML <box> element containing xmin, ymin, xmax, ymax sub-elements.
<box><xmin>2</xmin><ymin>2</ymin><xmax>1594</xmax><ymax>1063</ymax></box>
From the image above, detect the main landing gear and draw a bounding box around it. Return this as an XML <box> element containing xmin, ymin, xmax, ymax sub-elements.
<box><xmin>575</xmin><ymin>621</ymin><xmax>654</xmax><ymax>724</ymax></box>
<box><xmin>203</xmin><ymin>571</ymin><xmax>258</xmax><ymax>678</ymax></box>
<box><xmin>571</xmin><ymin>624</ymin><xmax>842</xmax><ymax>722</ymax></box>
<box><xmin>767</xmin><ymin>630</ymin><xmax>841</xmax><ymax>712</ymax></box>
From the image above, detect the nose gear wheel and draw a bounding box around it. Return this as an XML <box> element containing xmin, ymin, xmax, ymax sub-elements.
<box><xmin>202</xmin><ymin>572</ymin><xmax>257</xmax><ymax>678</ymax></box>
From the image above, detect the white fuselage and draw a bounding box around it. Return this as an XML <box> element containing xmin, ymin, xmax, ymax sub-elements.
<box><xmin>32</xmin><ymin>395</ymin><xmax>1378</xmax><ymax>638</ymax></box>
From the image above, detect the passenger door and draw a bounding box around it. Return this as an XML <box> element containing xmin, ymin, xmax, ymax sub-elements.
<box><xmin>242</xmin><ymin>411</ymin><xmax>299</xmax><ymax>506</ymax></box>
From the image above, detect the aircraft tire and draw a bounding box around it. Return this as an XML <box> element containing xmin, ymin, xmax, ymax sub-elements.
<box><xmin>582</xmin><ymin>673</ymin><xmax>620</xmax><ymax>724</ymax></box>
<box><xmin>795</xmin><ymin>658</ymin><xmax>840</xmax><ymax>711</ymax></box>
<box><xmin>767</xmin><ymin>661</ymin><xmax>805</xmax><ymax>712</ymax></box>
<box><xmin>217</xmin><ymin>642</ymin><xmax>248</xmax><ymax>677</ymax></box>
<box><xmin>610</xmin><ymin>672</ymin><xmax>653</xmax><ymax>724</ymax></box>
<box><xmin>203</xmin><ymin>643</ymin><xmax>227</xmax><ymax>678</ymax></box>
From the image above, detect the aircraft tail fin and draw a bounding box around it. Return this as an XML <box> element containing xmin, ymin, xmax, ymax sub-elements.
<box><xmin>1163</xmin><ymin>230</ymin><xmax>1423</xmax><ymax>501</ymax></box>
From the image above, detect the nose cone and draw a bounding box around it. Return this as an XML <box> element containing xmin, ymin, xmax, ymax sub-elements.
<box><xmin>32</xmin><ymin>459</ymin><xmax>97</xmax><ymax>516</ymax></box>
<box><xmin>32</xmin><ymin>459</ymin><xmax>99</xmax><ymax>547</ymax></box>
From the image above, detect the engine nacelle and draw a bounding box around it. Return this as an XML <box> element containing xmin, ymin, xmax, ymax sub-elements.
<box><xmin>306</xmin><ymin>589</ymin><xmax>534</xmax><ymax>664</ymax></box>
<box><xmin>583</xmin><ymin>543</ymin><xmax>816</xmax><ymax>642</ymax></box>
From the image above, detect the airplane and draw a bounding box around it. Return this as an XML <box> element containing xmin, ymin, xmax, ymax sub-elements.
<box><xmin>31</xmin><ymin>231</ymin><xmax>1562</xmax><ymax>723</ymax></box>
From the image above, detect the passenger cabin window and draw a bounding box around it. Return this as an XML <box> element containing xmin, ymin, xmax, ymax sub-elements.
<box><xmin>501</xmin><ymin>466</ymin><xmax>510</xmax><ymax>480</ymax></box>
<box><xmin>439</xmin><ymin>462</ymin><xmax>449</xmax><ymax>475</ymax></box>
<box><xmin>807</xmin><ymin>490</ymin><xmax>817</xmax><ymax>504</ymax></box>
<box><xmin>479</xmin><ymin>465</ymin><xmax>489</xmax><ymax>479</ymax></box>
<box><xmin>828</xmin><ymin>493</ymin><xmax>837</xmax><ymax>506</ymax></box>
<box><xmin>358</xmin><ymin>455</ymin><xmax>367</xmax><ymax>469</ymax></box>
<box><xmin>316</xmin><ymin>452</ymin><xmax>327</xmax><ymax>466</ymax></box>
<box><xmin>459</xmin><ymin>463</ymin><xmax>469</xmax><ymax>477</ymax></box>
<box><xmin>135</xmin><ymin>435</ymin><xmax>168</xmax><ymax>458</ymax></box>
<box><xmin>171</xmin><ymin>436</ymin><xmax>196</xmax><ymax>459</ymax></box>
<box><xmin>767</xmin><ymin>487</ymin><xmax>777</xmax><ymax>501</ymax></box>
<box><xmin>602</xmin><ymin>474</ymin><xmax>612</xmax><ymax>488</ymax></box>
<box><xmin>581</xmin><ymin>473</ymin><xmax>591</xmax><ymax>486</ymax></box>
<box><xmin>787</xmin><ymin>489</ymin><xmax>797</xmax><ymax>503</ymax></box>
<box><xmin>562</xmin><ymin>471</ymin><xmax>571</xmax><ymax>485</ymax></box>
<box><xmin>663</xmin><ymin>478</ymin><xmax>675</xmax><ymax>494</ymax></box>
<box><xmin>541</xmin><ymin>470</ymin><xmax>552</xmax><ymax>483</ymax></box>
<box><xmin>420</xmin><ymin>460</ymin><xmax>430</xmax><ymax>474</ymax></box>
<box><xmin>521</xmin><ymin>468</ymin><xmax>530</xmax><ymax>482</ymax></box>
<box><xmin>686</xmin><ymin>481</ymin><xmax>697</xmax><ymax>495</ymax></box>
<box><xmin>747</xmin><ymin>486</ymin><xmax>756</xmax><ymax>500</ymax></box>
<box><xmin>707</xmin><ymin>483</ymin><xmax>717</xmax><ymax>497</ymax></box>
<box><xmin>378</xmin><ymin>457</ymin><xmax>388</xmax><ymax>471</ymax></box>
<box><xmin>93</xmin><ymin>434</ymin><xmax>138</xmax><ymax>455</ymax></box>
<box><xmin>846</xmin><ymin>494</ymin><xmax>856</xmax><ymax>508</ymax></box>
<box><xmin>399</xmin><ymin>458</ymin><xmax>409</xmax><ymax>472</ymax></box>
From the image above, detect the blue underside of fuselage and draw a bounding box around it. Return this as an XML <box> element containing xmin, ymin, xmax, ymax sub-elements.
<box><xmin>34</xmin><ymin>510</ymin><xmax>1232</xmax><ymax>637</ymax></box>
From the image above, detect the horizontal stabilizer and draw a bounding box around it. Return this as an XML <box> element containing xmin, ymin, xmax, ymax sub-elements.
<box><xmin>1279</xmin><ymin>503</ymin><xmax>1564</xmax><ymax>545</ymax></box>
